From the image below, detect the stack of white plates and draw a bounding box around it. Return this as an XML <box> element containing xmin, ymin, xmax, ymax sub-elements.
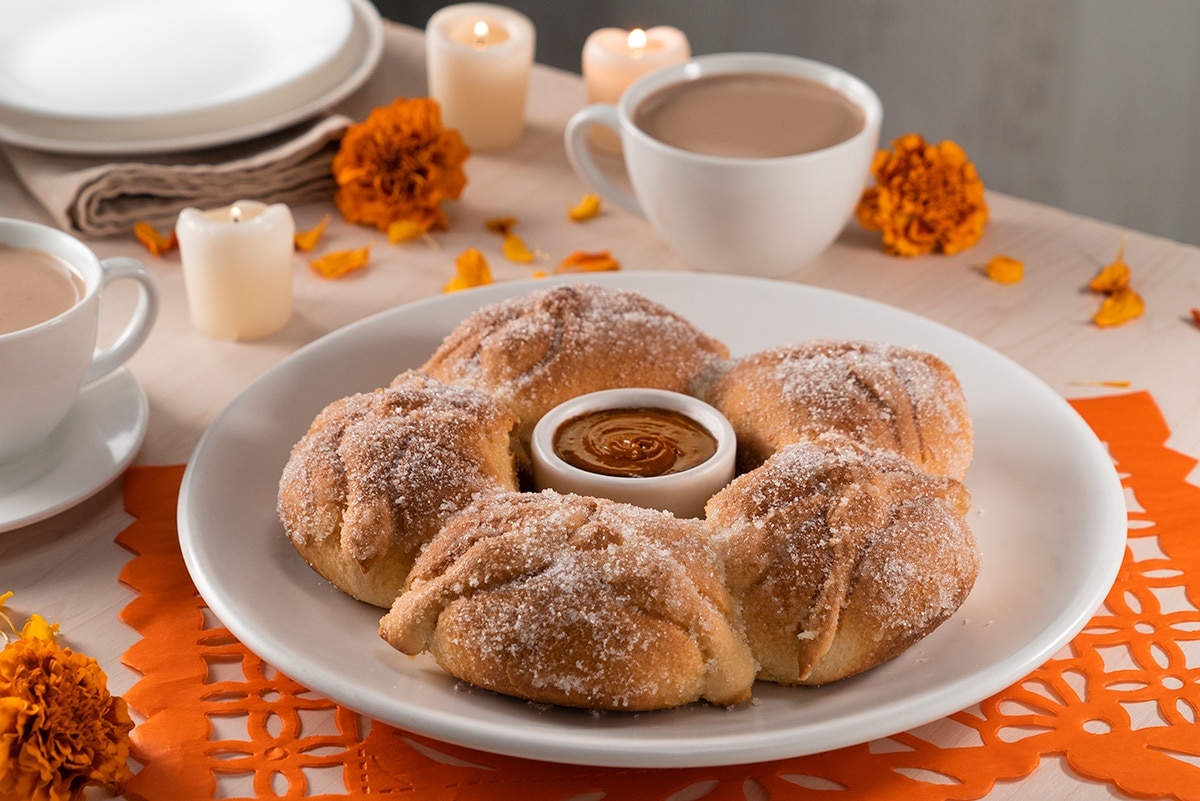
<box><xmin>0</xmin><ymin>0</ymin><xmax>383</xmax><ymax>154</ymax></box>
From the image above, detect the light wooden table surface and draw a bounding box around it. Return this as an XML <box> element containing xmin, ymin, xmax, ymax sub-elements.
<box><xmin>1</xmin><ymin>22</ymin><xmax>1197</xmax><ymax>801</ymax></box>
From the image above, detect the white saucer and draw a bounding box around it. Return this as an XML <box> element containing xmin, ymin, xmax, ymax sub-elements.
<box><xmin>0</xmin><ymin>0</ymin><xmax>383</xmax><ymax>154</ymax></box>
<box><xmin>0</xmin><ymin>368</ymin><xmax>147</xmax><ymax>533</ymax></box>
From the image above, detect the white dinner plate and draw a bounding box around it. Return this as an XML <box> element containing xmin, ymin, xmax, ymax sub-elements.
<box><xmin>0</xmin><ymin>0</ymin><xmax>353</xmax><ymax>121</ymax></box>
<box><xmin>0</xmin><ymin>368</ymin><xmax>147</xmax><ymax>533</ymax></box>
<box><xmin>179</xmin><ymin>273</ymin><xmax>1127</xmax><ymax>768</ymax></box>
<box><xmin>0</xmin><ymin>0</ymin><xmax>382</xmax><ymax>154</ymax></box>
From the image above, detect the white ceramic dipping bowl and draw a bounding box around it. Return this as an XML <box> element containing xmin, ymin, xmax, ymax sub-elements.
<box><xmin>531</xmin><ymin>388</ymin><xmax>736</xmax><ymax>519</ymax></box>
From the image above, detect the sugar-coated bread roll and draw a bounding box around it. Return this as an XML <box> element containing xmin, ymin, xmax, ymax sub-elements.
<box><xmin>379</xmin><ymin>490</ymin><xmax>757</xmax><ymax>711</ymax></box>
<box><xmin>421</xmin><ymin>283</ymin><xmax>729</xmax><ymax>473</ymax></box>
<box><xmin>705</xmin><ymin>440</ymin><xmax>978</xmax><ymax>686</ymax></box>
<box><xmin>277</xmin><ymin>371</ymin><xmax>519</xmax><ymax>608</ymax></box>
<box><xmin>703</xmin><ymin>339</ymin><xmax>973</xmax><ymax>479</ymax></box>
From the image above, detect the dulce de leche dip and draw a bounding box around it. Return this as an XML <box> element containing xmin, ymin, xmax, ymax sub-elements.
<box><xmin>553</xmin><ymin>406</ymin><xmax>718</xmax><ymax>478</ymax></box>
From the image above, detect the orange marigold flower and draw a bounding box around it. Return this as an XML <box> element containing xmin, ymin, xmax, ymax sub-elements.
<box><xmin>985</xmin><ymin>254</ymin><xmax>1024</xmax><ymax>284</ymax></box>
<box><xmin>856</xmin><ymin>133</ymin><xmax>988</xmax><ymax>257</ymax></box>
<box><xmin>444</xmin><ymin>248</ymin><xmax>493</xmax><ymax>292</ymax></box>
<box><xmin>132</xmin><ymin>221</ymin><xmax>177</xmax><ymax>256</ymax></box>
<box><xmin>0</xmin><ymin>602</ymin><xmax>133</xmax><ymax>801</ymax></box>
<box><xmin>293</xmin><ymin>214</ymin><xmax>331</xmax><ymax>252</ymax></box>
<box><xmin>332</xmin><ymin>97</ymin><xmax>469</xmax><ymax>232</ymax></box>
<box><xmin>310</xmin><ymin>244</ymin><xmax>372</xmax><ymax>279</ymax></box>
<box><xmin>1191</xmin><ymin>307</ymin><xmax>1200</xmax><ymax>329</ymax></box>
<box><xmin>557</xmin><ymin>250</ymin><xmax>620</xmax><ymax>273</ymax></box>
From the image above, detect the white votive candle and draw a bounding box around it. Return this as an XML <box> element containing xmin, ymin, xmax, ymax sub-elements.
<box><xmin>582</xmin><ymin>26</ymin><xmax>690</xmax><ymax>105</ymax></box>
<box><xmin>175</xmin><ymin>200</ymin><xmax>295</xmax><ymax>341</ymax></box>
<box><xmin>426</xmin><ymin>3</ymin><xmax>536</xmax><ymax>150</ymax></box>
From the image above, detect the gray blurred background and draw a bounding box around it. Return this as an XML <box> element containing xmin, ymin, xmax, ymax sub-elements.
<box><xmin>371</xmin><ymin>0</ymin><xmax>1200</xmax><ymax>248</ymax></box>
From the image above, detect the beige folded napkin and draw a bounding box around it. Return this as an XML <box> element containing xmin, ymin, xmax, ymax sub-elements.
<box><xmin>2</xmin><ymin>114</ymin><xmax>351</xmax><ymax>238</ymax></box>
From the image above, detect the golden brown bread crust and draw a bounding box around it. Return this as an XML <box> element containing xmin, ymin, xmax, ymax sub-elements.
<box><xmin>421</xmin><ymin>283</ymin><xmax>729</xmax><ymax>474</ymax></box>
<box><xmin>702</xmin><ymin>339</ymin><xmax>973</xmax><ymax>480</ymax></box>
<box><xmin>277</xmin><ymin>370</ymin><xmax>519</xmax><ymax>608</ymax></box>
<box><xmin>705</xmin><ymin>439</ymin><xmax>978</xmax><ymax>686</ymax></box>
<box><xmin>379</xmin><ymin>490</ymin><xmax>758</xmax><ymax>711</ymax></box>
<box><xmin>277</xmin><ymin>287</ymin><xmax>981</xmax><ymax>709</ymax></box>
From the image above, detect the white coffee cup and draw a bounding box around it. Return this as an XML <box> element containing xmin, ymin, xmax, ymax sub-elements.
<box><xmin>0</xmin><ymin>218</ymin><xmax>159</xmax><ymax>463</ymax></box>
<box><xmin>565</xmin><ymin>52</ymin><xmax>882</xmax><ymax>277</ymax></box>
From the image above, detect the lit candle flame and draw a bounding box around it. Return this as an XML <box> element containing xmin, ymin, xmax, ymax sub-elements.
<box><xmin>473</xmin><ymin>19</ymin><xmax>490</xmax><ymax>46</ymax></box>
<box><xmin>627</xmin><ymin>28</ymin><xmax>647</xmax><ymax>54</ymax></box>
<box><xmin>230</xmin><ymin>205</ymin><xmax>242</xmax><ymax>223</ymax></box>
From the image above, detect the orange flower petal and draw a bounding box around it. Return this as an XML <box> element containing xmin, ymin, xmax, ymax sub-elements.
<box><xmin>444</xmin><ymin>248</ymin><xmax>493</xmax><ymax>292</ymax></box>
<box><xmin>568</xmin><ymin>193</ymin><xmax>602</xmax><ymax>222</ymax></box>
<box><xmin>502</xmin><ymin>232</ymin><xmax>537</xmax><ymax>263</ymax></box>
<box><xmin>133</xmin><ymin>221</ymin><xmax>177</xmax><ymax>256</ymax></box>
<box><xmin>1089</xmin><ymin>235</ymin><xmax>1132</xmax><ymax>294</ymax></box>
<box><xmin>1088</xmin><ymin>260</ymin><xmax>1131</xmax><ymax>293</ymax></box>
<box><xmin>1092</xmin><ymin>286</ymin><xmax>1145</xmax><ymax>327</ymax></box>
<box><xmin>1190</xmin><ymin>307</ymin><xmax>1200</xmax><ymax>329</ymax></box>
<box><xmin>310</xmin><ymin>244</ymin><xmax>371</xmax><ymax>279</ymax></box>
<box><xmin>985</xmin><ymin>254</ymin><xmax>1024</xmax><ymax>284</ymax></box>
<box><xmin>294</xmin><ymin>214</ymin><xmax>331</xmax><ymax>252</ymax></box>
<box><xmin>387</xmin><ymin>219</ymin><xmax>430</xmax><ymax>244</ymax></box>
<box><xmin>485</xmin><ymin>216</ymin><xmax>518</xmax><ymax>235</ymax></box>
<box><xmin>556</xmin><ymin>250</ymin><xmax>620</xmax><ymax>273</ymax></box>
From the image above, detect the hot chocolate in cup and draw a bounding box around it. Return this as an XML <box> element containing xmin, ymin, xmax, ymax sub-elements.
<box><xmin>565</xmin><ymin>52</ymin><xmax>882</xmax><ymax>277</ymax></box>
<box><xmin>0</xmin><ymin>218</ymin><xmax>159</xmax><ymax>463</ymax></box>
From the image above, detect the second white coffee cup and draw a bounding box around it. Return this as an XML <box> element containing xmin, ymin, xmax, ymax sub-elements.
<box><xmin>565</xmin><ymin>52</ymin><xmax>882</xmax><ymax>278</ymax></box>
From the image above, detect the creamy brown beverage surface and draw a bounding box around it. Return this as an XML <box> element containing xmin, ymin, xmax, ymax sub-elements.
<box><xmin>0</xmin><ymin>246</ymin><xmax>86</xmax><ymax>335</ymax></box>
<box><xmin>633</xmin><ymin>72</ymin><xmax>866</xmax><ymax>158</ymax></box>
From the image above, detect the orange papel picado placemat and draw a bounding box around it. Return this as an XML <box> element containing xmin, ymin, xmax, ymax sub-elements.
<box><xmin>116</xmin><ymin>391</ymin><xmax>1200</xmax><ymax>801</ymax></box>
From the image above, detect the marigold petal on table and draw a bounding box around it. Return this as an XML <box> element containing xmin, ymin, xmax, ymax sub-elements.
<box><xmin>1092</xmin><ymin>286</ymin><xmax>1145</xmax><ymax>327</ymax></box>
<box><xmin>985</xmin><ymin>254</ymin><xmax>1024</xmax><ymax>284</ymax></box>
<box><xmin>133</xmin><ymin>221</ymin><xmax>177</xmax><ymax>256</ymax></box>
<box><xmin>485</xmin><ymin>216</ymin><xmax>518</xmax><ymax>235</ymax></box>
<box><xmin>310</xmin><ymin>244</ymin><xmax>372</xmax><ymax>279</ymax></box>
<box><xmin>502</xmin><ymin>232</ymin><xmax>537</xmax><ymax>263</ymax></box>
<box><xmin>568</xmin><ymin>193</ymin><xmax>602</xmax><ymax>222</ymax></box>
<box><xmin>556</xmin><ymin>250</ymin><xmax>620</xmax><ymax>272</ymax></box>
<box><xmin>387</xmin><ymin>219</ymin><xmax>430</xmax><ymax>244</ymax></box>
<box><xmin>444</xmin><ymin>248</ymin><xmax>493</xmax><ymax>292</ymax></box>
<box><xmin>1089</xmin><ymin>235</ymin><xmax>1132</xmax><ymax>293</ymax></box>
<box><xmin>294</xmin><ymin>214</ymin><xmax>332</xmax><ymax>252</ymax></box>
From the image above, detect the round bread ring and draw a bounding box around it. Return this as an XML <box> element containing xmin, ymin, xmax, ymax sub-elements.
<box><xmin>277</xmin><ymin>285</ymin><xmax>980</xmax><ymax>710</ymax></box>
<box><xmin>277</xmin><ymin>370</ymin><xmax>519</xmax><ymax>608</ymax></box>
<box><xmin>421</xmin><ymin>283</ymin><xmax>729</xmax><ymax>477</ymax></box>
<box><xmin>703</xmin><ymin>339</ymin><xmax>974</xmax><ymax>480</ymax></box>
<box><xmin>379</xmin><ymin>490</ymin><xmax>757</xmax><ymax>711</ymax></box>
<box><xmin>705</xmin><ymin>439</ymin><xmax>979</xmax><ymax>686</ymax></box>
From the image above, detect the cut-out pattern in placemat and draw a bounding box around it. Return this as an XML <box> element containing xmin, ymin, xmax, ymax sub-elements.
<box><xmin>116</xmin><ymin>391</ymin><xmax>1200</xmax><ymax>801</ymax></box>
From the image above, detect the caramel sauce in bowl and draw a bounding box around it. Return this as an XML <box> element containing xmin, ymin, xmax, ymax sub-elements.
<box><xmin>531</xmin><ymin>388</ymin><xmax>736</xmax><ymax>518</ymax></box>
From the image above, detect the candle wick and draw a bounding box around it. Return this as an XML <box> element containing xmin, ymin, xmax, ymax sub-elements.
<box><xmin>473</xmin><ymin>19</ymin><xmax>489</xmax><ymax>47</ymax></box>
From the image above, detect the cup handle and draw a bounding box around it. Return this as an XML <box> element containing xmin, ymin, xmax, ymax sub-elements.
<box><xmin>85</xmin><ymin>256</ymin><xmax>160</xmax><ymax>385</ymax></box>
<box><xmin>564</xmin><ymin>104</ymin><xmax>646</xmax><ymax>218</ymax></box>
